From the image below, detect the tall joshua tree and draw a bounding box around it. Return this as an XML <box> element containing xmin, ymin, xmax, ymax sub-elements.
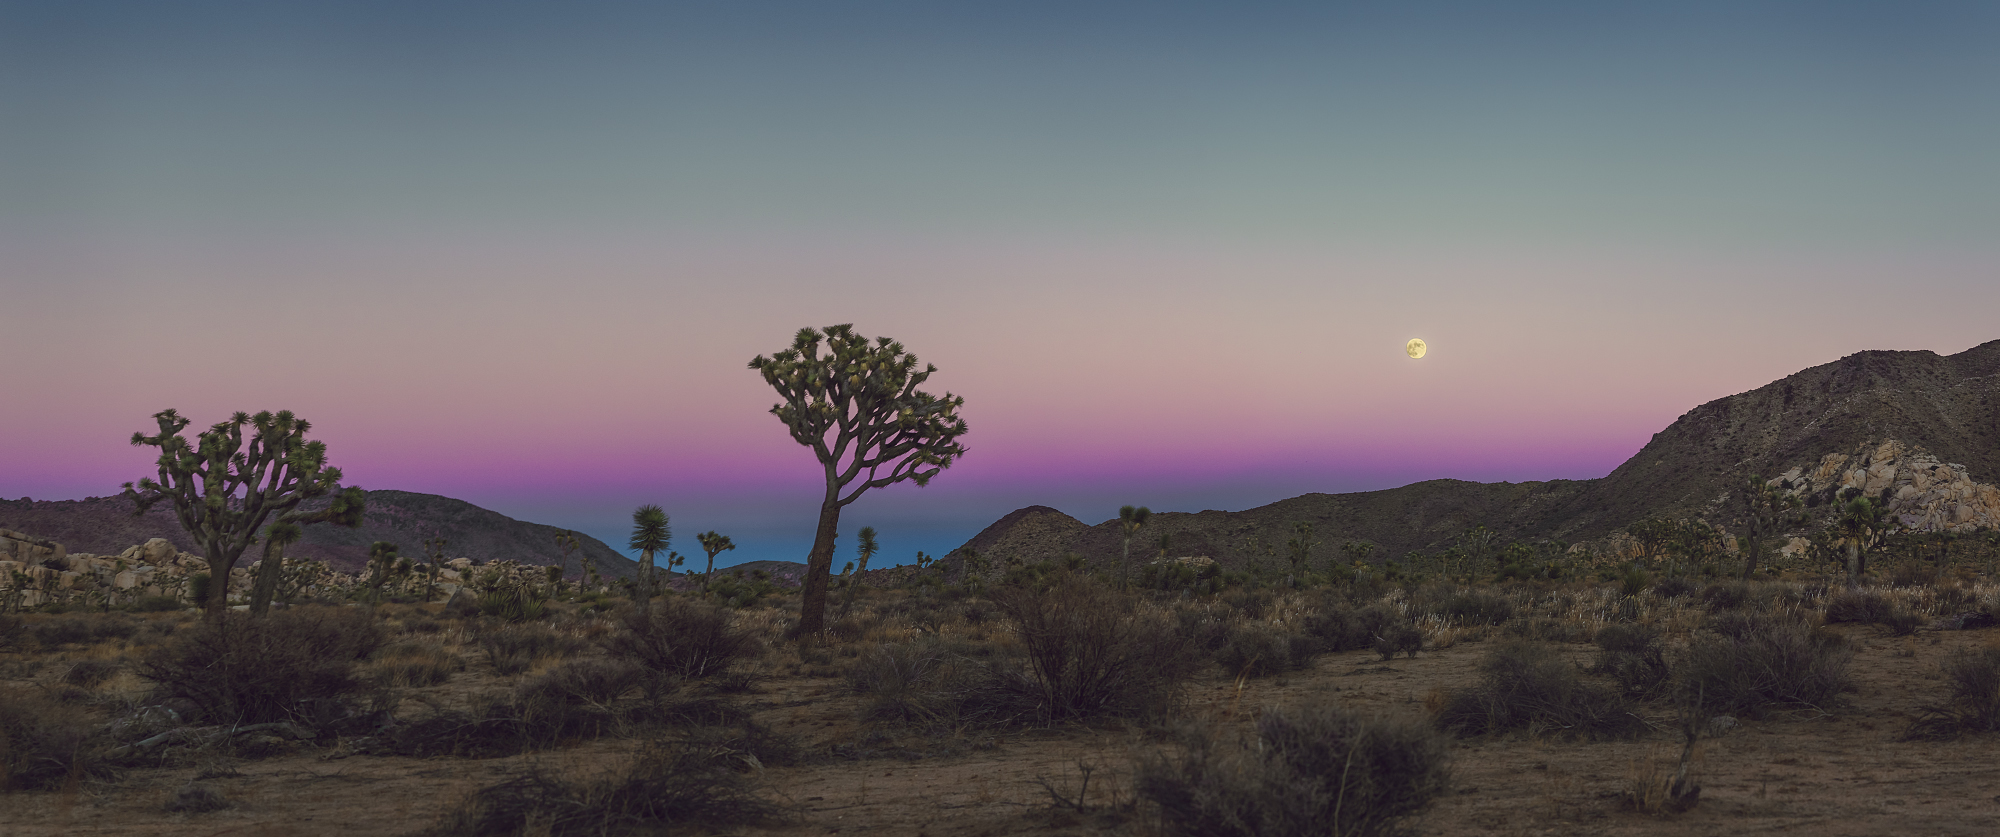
<box><xmin>123</xmin><ymin>409</ymin><xmax>363</xmax><ymax>622</ymax></box>
<box><xmin>1735</xmin><ymin>475</ymin><xmax>1803</xmax><ymax>581</ymax></box>
<box><xmin>695</xmin><ymin>531</ymin><xmax>735</xmax><ymax>592</ymax></box>
<box><xmin>1836</xmin><ymin>492</ymin><xmax>1897</xmax><ymax>586</ymax></box>
<box><xmin>1117</xmin><ymin>505</ymin><xmax>1151</xmax><ymax>590</ymax></box>
<box><xmin>630</xmin><ymin>505</ymin><xmax>671</xmax><ymax>606</ymax></box>
<box><xmin>840</xmin><ymin>526</ymin><xmax>879</xmax><ymax>618</ymax></box>
<box><xmin>750</xmin><ymin>325</ymin><xmax>969</xmax><ymax>636</ymax></box>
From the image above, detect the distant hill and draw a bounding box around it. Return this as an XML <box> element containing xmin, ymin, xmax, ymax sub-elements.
<box><xmin>0</xmin><ymin>489</ymin><xmax>638</xmax><ymax>578</ymax></box>
<box><xmin>952</xmin><ymin>340</ymin><xmax>2000</xmax><ymax>569</ymax></box>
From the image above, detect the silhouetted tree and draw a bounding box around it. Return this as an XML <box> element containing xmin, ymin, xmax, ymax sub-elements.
<box><xmin>123</xmin><ymin>409</ymin><xmax>363</xmax><ymax>621</ymax></box>
<box><xmin>1836</xmin><ymin>492</ymin><xmax>1897</xmax><ymax>586</ymax></box>
<box><xmin>750</xmin><ymin>325</ymin><xmax>969</xmax><ymax>636</ymax></box>
<box><xmin>1285</xmin><ymin>521</ymin><xmax>1319</xmax><ymax>588</ymax></box>
<box><xmin>554</xmin><ymin>530</ymin><xmax>581</xmax><ymax>592</ymax></box>
<box><xmin>841</xmin><ymin>526</ymin><xmax>878</xmax><ymax>617</ymax></box>
<box><xmin>696</xmin><ymin>531</ymin><xmax>735</xmax><ymax>592</ymax></box>
<box><xmin>1735</xmin><ymin>475</ymin><xmax>1803</xmax><ymax>580</ymax></box>
<box><xmin>1118</xmin><ymin>506</ymin><xmax>1152</xmax><ymax>590</ymax></box>
<box><xmin>630</xmin><ymin>505</ymin><xmax>671</xmax><ymax>606</ymax></box>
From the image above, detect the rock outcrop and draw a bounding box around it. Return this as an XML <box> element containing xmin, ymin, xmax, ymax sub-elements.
<box><xmin>1775</xmin><ymin>439</ymin><xmax>2000</xmax><ymax>532</ymax></box>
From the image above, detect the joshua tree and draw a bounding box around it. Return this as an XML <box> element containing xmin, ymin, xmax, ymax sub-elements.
<box><xmin>1117</xmin><ymin>505</ymin><xmax>1152</xmax><ymax>590</ymax></box>
<box><xmin>1835</xmin><ymin>493</ymin><xmax>1897</xmax><ymax>586</ymax></box>
<box><xmin>1735</xmin><ymin>475</ymin><xmax>1804</xmax><ymax>580</ymax></box>
<box><xmin>123</xmin><ymin>409</ymin><xmax>363</xmax><ymax>621</ymax></box>
<box><xmin>554</xmin><ymin>530</ymin><xmax>581</xmax><ymax>592</ymax></box>
<box><xmin>363</xmin><ymin>541</ymin><xmax>401</xmax><ymax>596</ymax></box>
<box><xmin>421</xmin><ymin>535</ymin><xmax>449</xmax><ymax>603</ymax></box>
<box><xmin>629</xmin><ymin>505</ymin><xmax>671</xmax><ymax>606</ymax></box>
<box><xmin>696</xmin><ymin>531</ymin><xmax>735</xmax><ymax>592</ymax></box>
<box><xmin>1285</xmin><ymin>521</ymin><xmax>1319</xmax><ymax>588</ymax></box>
<box><xmin>840</xmin><ymin>526</ymin><xmax>879</xmax><ymax>617</ymax></box>
<box><xmin>750</xmin><ymin>324</ymin><xmax>969</xmax><ymax>636</ymax></box>
<box><xmin>1458</xmin><ymin>525</ymin><xmax>1498</xmax><ymax>579</ymax></box>
<box><xmin>1627</xmin><ymin>517</ymin><xmax>1676</xmax><ymax>570</ymax></box>
<box><xmin>247</xmin><ymin>521</ymin><xmax>302</xmax><ymax>617</ymax></box>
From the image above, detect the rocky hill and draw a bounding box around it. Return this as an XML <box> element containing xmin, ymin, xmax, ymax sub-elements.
<box><xmin>0</xmin><ymin>489</ymin><xmax>637</xmax><ymax>578</ymax></box>
<box><xmin>951</xmin><ymin>340</ymin><xmax>2000</xmax><ymax>569</ymax></box>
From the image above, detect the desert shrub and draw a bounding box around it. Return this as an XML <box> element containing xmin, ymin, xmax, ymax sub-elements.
<box><xmin>1432</xmin><ymin>591</ymin><xmax>1515</xmax><ymax>626</ymax></box>
<box><xmin>0</xmin><ymin>684</ymin><xmax>114</xmax><ymax>790</ymax></box>
<box><xmin>163</xmin><ymin>782</ymin><xmax>230</xmax><ymax>813</ymax></box>
<box><xmin>992</xmin><ymin>578</ymin><xmax>1201</xmax><ymax>723</ymax></box>
<box><xmin>31</xmin><ymin>613</ymin><xmax>138</xmax><ymax>648</ymax></box>
<box><xmin>1591</xmin><ymin>624</ymin><xmax>1671</xmax><ymax>699</ymax></box>
<box><xmin>1619</xmin><ymin>566</ymin><xmax>1651</xmax><ymax>598</ymax></box>
<box><xmin>1218</xmin><ymin>588</ymin><xmax>1276</xmax><ymax>621</ymax></box>
<box><xmin>1678</xmin><ymin>623</ymin><xmax>1852</xmax><ymax>718</ymax></box>
<box><xmin>1302</xmin><ymin>601</ymin><xmax>1406</xmax><ymax>653</ymax></box>
<box><xmin>1373</xmin><ymin>623</ymin><xmax>1424</xmax><ymax>660</ymax></box>
<box><xmin>61</xmin><ymin>658</ymin><xmax>122</xmax><ymax>688</ymax></box>
<box><xmin>128</xmin><ymin>595</ymin><xmax>184</xmax><ymax>613</ymax></box>
<box><xmin>1652</xmin><ymin>576</ymin><xmax>1697</xmax><ymax>599</ymax></box>
<box><xmin>136</xmin><ymin>606</ymin><xmax>383</xmax><ymax>726</ymax></box>
<box><xmin>1824</xmin><ymin>590</ymin><xmax>1919</xmax><ymax>635</ymax></box>
<box><xmin>373</xmin><ymin>641</ymin><xmax>463</xmax><ymax>687</ymax></box>
<box><xmin>1137</xmin><ymin>702</ymin><xmax>1449</xmax><ymax>837</ymax></box>
<box><xmin>1698</xmin><ymin>582</ymin><xmax>1753</xmax><ymax>613</ymax></box>
<box><xmin>476</xmin><ymin>588</ymin><xmax>548</xmax><ymax>623</ymax></box>
<box><xmin>433</xmin><ymin>740</ymin><xmax>779</xmax><ymax>836</ymax></box>
<box><xmin>1702</xmin><ymin>607</ymin><xmax>1806</xmax><ymax>640</ymax></box>
<box><xmin>1434</xmin><ymin>640</ymin><xmax>1644</xmax><ymax>739</ymax></box>
<box><xmin>846</xmin><ymin>638</ymin><xmax>973</xmax><ymax>724</ymax></box>
<box><xmin>606</xmin><ymin>599</ymin><xmax>758</xmax><ymax>685</ymax></box>
<box><xmin>1902</xmin><ymin>647</ymin><xmax>2000</xmax><ymax>740</ymax></box>
<box><xmin>477</xmin><ymin>622</ymin><xmax>584</xmax><ymax>676</ymax></box>
<box><xmin>1216</xmin><ymin>623</ymin><xmax>1320</xmax><ymax>679</ymax></box>
<box><xmin>1173</xmin><ymin>608</ymin><xmax>1236</xmax><ymax>657</ymax></box>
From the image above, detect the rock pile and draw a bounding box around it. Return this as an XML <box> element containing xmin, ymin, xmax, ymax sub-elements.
<box><xmin>1773</xmin><ymin>439</ymin><xmax>2000</xmax><ymax>532</ymax></box>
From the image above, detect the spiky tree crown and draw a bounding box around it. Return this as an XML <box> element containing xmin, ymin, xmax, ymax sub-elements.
<box><xmin>631</xmin><ymin>505</ymin><xmax>671</xmax><ymax>554</ymax></box>
<box><xmin>123</xmin><ymin>409</ymin><xmax>359</xmax><ymax>556</ymax></box>
<box><xmin>697</xmin><ymin>531</ymin><xmax>735</xmax><ymax>556</ymax></box>
<box><xmin>749</xmin><ymin>324</ymin><xmax>968</xmax><ymax>505</ymax></box>
<box><xmin>857</xmin><ymin>526</ymin><xmax>879</xmax><ymax>560</ymax></box>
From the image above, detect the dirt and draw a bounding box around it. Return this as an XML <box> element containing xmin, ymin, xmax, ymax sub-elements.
<box><xmin>6</xmin><ymin>614</ymin><xmax>1999</xmax><ymax>837</ymax></box>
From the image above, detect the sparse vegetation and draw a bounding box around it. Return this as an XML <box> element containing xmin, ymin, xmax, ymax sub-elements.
<box><xmin>1138</xmin><ymin>703</ymin><xmax>1450</xmax><ymax>837</ymax></box>
<box><xmin>1435</xmin><ymin>640</ymin><xmax>1645</xmax><ymax>739</ymax></box>
<box><xmin>135</xmin><ymin>605</ymin><xmax>383</xmax><ymax>726</ymax></box>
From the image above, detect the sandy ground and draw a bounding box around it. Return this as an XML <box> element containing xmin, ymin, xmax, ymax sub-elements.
<box><xmin>5</xmin><ymin>623</ymin><xmax>1999</xmax><ymax>837</ymax></box>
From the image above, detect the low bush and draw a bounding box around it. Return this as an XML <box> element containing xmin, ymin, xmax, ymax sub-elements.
<box><xmin>0</xmin><ymin>684</ymin><xmax>114</xmax><ymax>789</ymax></box>
<box><xmin>1433</xmin><ymin>591</ymin><xmax>1515</xmax><ymax>627</ymax></box>
<box><xmin>434</xmin><ymin>740</ymin><xmax>779</xmax><ymax>835</ymax></box>
<box><xmin>477</xmin><ymin>622</ymin><xmax>582</xmax><ymax>676</ymax></box>
<box><xmin>847</xmin><ymin>638</ymin><xmax>969</xmax><ymax>724</ymax></box>
<box><xmin>128</xmin><ymin>595</ymin><xmax>185</xmax><ymax>613</ymax></box>
<box><xmin>1824</xmin><ymin>590</ymin><xmax>1920</xmax><ymax>635</ymax></box>
<box><xmin>373</xmin><ymin>641</ymin><xmax>463</xmax><ymax>687</ymax></box>
<box><xmin>992</xmin><ymin>578</ymin><xmax>1200</xmax><ymax>723</ymax></box>
<box><xmin>1137</xmin><ymin>703</ymin><xmax>1450</xmax><ymax>837</ymax></box>
<box><xmin>1679</xmin><ymin>623</ymin><xmax>1852</xmax><ymax>718</ymax></box>
<box><xmin>1434</xmin><ymin>640</ymin><xmax>1644</xmax><ymax>739</ymax></box>
<box><xmin>1216</xmin><ymin>623</ymin><xmax>1320</xmax><ymax>679</ymax></box>
<box><xmin>1652</xmin><ymin>577</ymin><xmax>1697</xmax><ymax>599</ymax></box>
<box><xmin>1591</xmin><ymin>624</ymin><xmax>1671</xmax><ymax>699</ymax></box>
<box><xmin>1373</xmin><ymin>623</ymin><xmax>1424</xmax><ymax>660</ymax></box>
<box><xmin>136</xmin><ymin>606</ymin><xmax>383</xmax><ymax>726</ymax></box>
<box><xmin>59</xmin><ymin>658</ymin><xmax>121</xmax><ymax>689</ymax></box>
<box><xmin>1302</xmin><ymin>600</ymin><xmax>1406</xmax><ymax>653</ymax></box>
<box><xmin>31</xmin><ymin>613</ymin><xmax>139</xmax><ymax>649</ymax></box>
<box><xmin>1901</xmin><ymin>647</ymin><xmax>2000</xmax><ymax>740</ymax></box>
<box><xmin>606</xmin><ymin>599</ymin><xmax>759</xmax><ymax>686</ymax></box>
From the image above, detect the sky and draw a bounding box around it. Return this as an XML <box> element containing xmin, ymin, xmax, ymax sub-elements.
<box><xmin>4</xmin><ymin>1</ymin><xmax>1998</xmax><ymax>567</ymax></box>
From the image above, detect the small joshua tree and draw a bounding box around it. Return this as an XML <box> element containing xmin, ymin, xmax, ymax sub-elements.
<box><xmin>1836</xmin><ymin>492</ymin><xmax>1898</xmax><ymax>586</ymax></box>
<box><xmin>629</xmin><ymin>505</ymin><xmax>671</xmax><ymax>606</ymax></box>
<box><xmin>750</xmin><ymin>324</ymin><xmax>968</xmax><ymax>636</ymax></box>
<box><xmin>421</xmin><ymin>535</ymin><xmax>449</xmax><ymax>603</ymax></box>
<box><xmin>553</xmin><ymin>530</ymin><xmax>581</xmax><ymax>593</ymax></box>
<box><xmin>1285</xmin><ymin>521</ymin><xmax>1319</xmax><ymax>588</ymax></box>
<box><xmin>840</xmin><ymin>526</ymin><xmax>879</xmax><ymax>618</ymax></box>
<box><xmin>1118</xmin><ymin>506</ymin><xmax>1151</xmax><ymax>590</ymax></box>
<box><xmin>1736</xmin><ymin>475</ymin><xmax>1804</xmax><ymax>580</ymax></box>
<box><xmin>696</xmin><ymin>531</ymin><xmax>735</xmax><ymax>592</ymax></box>
<box><xmin>123</xmin><ymin>409</ymin><xmax>363</xmax><ymax>621</ymax></box>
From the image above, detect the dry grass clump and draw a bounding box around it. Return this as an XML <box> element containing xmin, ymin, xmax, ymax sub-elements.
<box><xmin>431</xmin><ymin>739</ymin><xmax>781</xmax><ymax>836</ymax></box>
<box><xmin>1434</xmin><ymin>640</ymin><xmax>1645</xmax><ymax>739</ymax></box>
<box><xmin>61</xmin><ymin>658</ymin><xmax>123</xmax><ymax>689</ymax></box>
<box><xmin>1901</xmin><ymin>646</ymin><xmax>2000</xmax><ymax>740</ymax></box>
<box><xmin>371</xmin><ymin>640</ymin><xmax>463</xmax><ymax>687</ymax></box>
<box><xmin>1591</xmin><ymin>624</ymin><xmax>1672</xmax><ymax>699</ymax></box>
<box><xmin>1824</xmin><ymin>590</ymin><xmax>1921</xmax><ymax>635</ymax></box>
<box><xmin>606</xmin><ymin>598</ymin><xmax>760</xmax><ymax>685</ymax></box>
<box><xmin>0</xmin><ymin>683</ymin><xmax>114</xmax><ymax>790</ymax></box>
<box><xmin>136</xmin><ymin>606</ymin><xmax>383</xmax><ymax>726</ymax></box>
<box><xmin>1679</xmin><ymin>622</ymin><xmax>1852</xmax><ymax>718</ymax></box>
<box><xmin>476</xmin><ymin>622</ymin><xmax>585</xmax><ymax>676</ymax></box>
<box><xmin>1137</xmin><ymin>702</ymin><xmax>1450</xmax><ymax>837</ymax></box>
<box><xmin>991</xmin><ymin>577</ymin><xmax>1201</xmax><ymax>724</ymax></box>
<box><xmin>844</xmin><ymin>637</ymin><xmax>1027</xmax><ymax>726</ymax></box>
<box><xmin>28</xmin><ymin>613</ymin><xmax>141</xmax><ymax>649</ymax></box>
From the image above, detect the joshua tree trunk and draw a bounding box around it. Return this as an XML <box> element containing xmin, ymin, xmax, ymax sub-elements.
<box><xmin>248</xmin><ymin>542</ymin><xmax>284</xmax><ymax>616</ymax></box>
<box><xmin>1847</xmin><ymin>541</ymin><xmax>1861</xmax><ymax>587</ymax></box>
<box><xmin>798</xmin><ymin>492</ymin><xmax>841</xmax><ymax>637</ymax></box>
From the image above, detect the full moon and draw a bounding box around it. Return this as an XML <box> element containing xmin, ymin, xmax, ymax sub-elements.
<box><xmin>1406</xmin><ymin>338</ymin><xmax>1427</xmax><ymax>359</ymax></box>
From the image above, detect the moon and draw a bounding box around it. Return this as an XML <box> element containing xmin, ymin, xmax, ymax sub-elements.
<box><xmin>1406</xmin><ymin>338</ymin><xmax>1427</xmax><ymax>359</ymax></box>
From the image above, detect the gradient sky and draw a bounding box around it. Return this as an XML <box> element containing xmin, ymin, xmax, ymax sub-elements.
<box><xmin>4</xmin><ymin>2</ymin><xmax>1997</xmax><ymax>567</ymax></box>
